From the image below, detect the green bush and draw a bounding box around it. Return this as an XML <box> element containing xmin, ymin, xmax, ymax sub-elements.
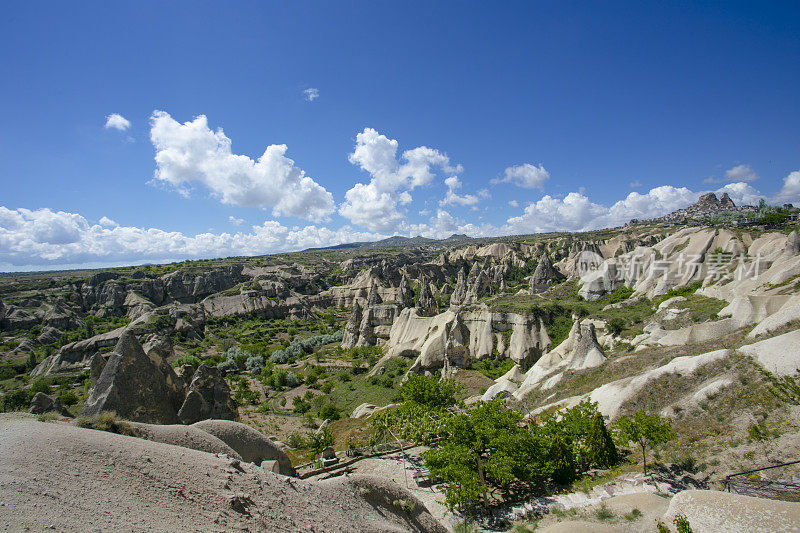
<box><xmin>172</xmin><ymin>355</ymin><xmax>202</xmax><ymax>368</ymax></box>
<box><xmin>584</xmin><ymin>412</ymin><xmax>618</xmax><ymax>468</ymax></box>
<box><xmin>319</xmin><ymin>404</ymin><xmax>341</xmax><ymax>421</ymax></box>
<box><xmin>293</xmin><ymin>396</ymin><xmax>311</xmax><ymax>414</ymax></box>
<box><xmin>606</xmin><ymin>317</ymin><xmax>625</xmax><ymax>336</ymax></box>
<box><xmin>0</xmin><ymin>389</ymin><xmax>30</xmax><ymax>412</ymax></box>
<box><xmin>29</xmin><ymin>379</ymin><xmax>51</xmax><ymax>396</ymax></box>
<box><xmin>548</xmin><ymin>436</ymin><xmax>577</xmax><ymax>484</ymax></box>
<box><xmin>58</xmin><ymin>390</ymin><xmax>79</xmax><ymax>406</ymax></box>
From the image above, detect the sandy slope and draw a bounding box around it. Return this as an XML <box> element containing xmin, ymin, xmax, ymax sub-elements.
<box><xmin>0</xmin><ymin>414</ymin><xmax>445</xmax><ymax>532</ymax></box>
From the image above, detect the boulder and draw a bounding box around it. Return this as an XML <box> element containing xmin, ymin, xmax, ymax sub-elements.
<box><xmin>81</xmin><ymin>332</ymin><xmax>179</xmax><ymax>424</ymax></box>
<box><xmin>28</xmin><ymin>392</ymin><xmax>73</xmax><ymax>418</ymax></box>
<box><xmin>141</xmin><ymin>335</ymin><xmax>186</xmax><ymax>412</ymax></box>
<box><xmin>36</xmin><ymin>326</ymin><xmax>63</xmax><ymax>345</ymax></box>
<box><xmin>177</xmin><ymin>365</ymin><xmax>237</xmax><ymax>424</ymax></box>
<box><xmin>352</xmin><ymin>403</ymin><xmax>378</xmax><ymax>419</ymax></box>
<box><xmin>192</xmin><ymin>419</ymin><xmax>295</xmax><ymax>476</ymax></box>
<box><xmin>787</xmin><ymin>230</ymin><xmax>800</xmax><ymax>255</ymax></box>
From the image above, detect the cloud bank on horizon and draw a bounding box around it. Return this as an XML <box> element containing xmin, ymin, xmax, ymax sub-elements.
<box><xmin>1</xmin><ymin>111</ymin><xmax>798</xmax><ymax>271</ymax></box>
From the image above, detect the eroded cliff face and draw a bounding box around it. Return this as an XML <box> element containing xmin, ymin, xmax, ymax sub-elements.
<box><xmin>577</xmin><ymin>228</ymin><xmax>800</xmax><ymax>302</ymax></box>
<box><xmin>384</xmin><ymin>305</ymin><xmax>551</xmax><ymax>373</ymax></box>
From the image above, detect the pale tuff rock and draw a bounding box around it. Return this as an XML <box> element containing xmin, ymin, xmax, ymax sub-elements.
<box><xmin>529</xmin><ymin>254</ymin><xmax>565</xmax><ymax>293</ymax></box>
<box><xmin>399</xmin><ymin>273</ymin><xmax>414</xmax><ymax>308</ymax></box>
<box><xmin>665</xmin><ymin>490</ymin><xmax>800</xmax><ymax>533</ymax></box>
<box><xmin>341</xmin><ymin>302</ymin><xmax>363</xmax><ymax>349</ymax></box>
<box><xmin>192</xmin><ymin>419</ymin><xmax>295</xmax><ymax>476</ymax></box>
<box><xmin>787</xmin><ymin>230</ymin><xmax>800</xmax><ymax>255</ymax></box>
<box><xmin>587</xmin><ymin>349</ymin><xmax>729</xmax><ymax>418</ymax></box>
<box><xmin>442</xmin><ymin>314</ymin><xmax>470</xmax><ymax>374</ymax></box>
<box><xmin>355</xmin><ymin>307</ymin><xmax>378</xmax><ymax>347</ymax></box>
<box><xmin>464</xmin><ymin>269</ymin><xmax>492</xmax><ymax>304</ymax></box>
<box><xmin>450</xmin><ymin>267</ymin><xmax>468</xmax><ymax>307</ymax></box>
<box><xmin>513</xmin><ymin>320</ymin><xmax>606</xmax><ymax>400</ymax></box>
<box><xmin>389</xmin><ymin>307</ymin><xmax>550</xmax><ymax>373</ymax></box>
<box><xmin>177</xmin><ymin>365</ymin><xmax>237</xmax><ymax>424</ymax></box>
<box><xmin>467</xmin><ymin>261</ymin><xmax>481</xmax><ymax>287</ymax></box>
<box><xmin>367</xmin><ymin>281</ymin><xmax>383</xmax><ymax>307</ymax></box>
<box><xmin>416</xmin><ymin>280</ymin><xmax>439</xmax><ymax>316</ymax></box>
<box><xmin>739</xmin><ymin>329</ymin><xmax>800</xmax><ymax>376</ymax></box>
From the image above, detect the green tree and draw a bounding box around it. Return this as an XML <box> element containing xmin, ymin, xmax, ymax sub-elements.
<box><xmin>399</xmin><ymin>373</ymin><xmax>462</xmax><ymax>409</ymax></box>
<box><xmin>546</xmin><ymin>435</ymin><xmax>576</xmax><ymax>484</ymax></box>
<box><xmin>307</xmin><ymin>426</ymin><xmax>334</xmax><ymax>467</ymax></box>
<box><xmin>584</xmin><ymin>412</ymin><xmax>618</xmax><ymax>468</ymax></box>
<box><xmin>85</xmin><ymin>315</ymin><xmax>95</xmax><ymax>338</ymax></box>
<box><xmin>422</xmin><ymin>397</ymin><xmax>546</xmax><ymax>511</ymax></box>
<box><xmin>613</xmin><ymin>410</ymin><xmax>675</xmax><ymax>475</ymax></box>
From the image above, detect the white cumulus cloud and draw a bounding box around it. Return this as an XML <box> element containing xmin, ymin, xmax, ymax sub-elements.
<box><xmin>725</xmin><ymin>164</ymin><xmax>759</xmax><ymax>182</ymax></box>
<box><xmin>440</xmin><ymin>176</ymin><xmax>480</xmax><ymax>207</ymax></box>
<box><xmin>104</xmin><ymin>113</ymin><xmax>131</xmax><ymax>131</ymax></box>
<box><xmin>228</xmin><ymin>216</ymin><xmax>244</xmax><ymax>226</ymax></box>
<box><xmin>502</xmin><ymin>182</ymin><xmax>767</xmax><ymax>234</ymax></box>
<box><xmin>303</xmin><ymin>88</ymin><xmax>319</xmax><ymax>101</ymax></box>
<box><xmin>149</xmin><ymin>111</ymin><xmax>335</xmax><ymax>222</ymax></box>
<box><xmin>339</xmin><ymin>128</ymin><xmax>462</xmax><ymax>232</ymax></box>
<box><xmin>773</xmin><ymin>170</ymin><xmax>800</xmax><ymax>204</ymax></box>
<box><xmin>0</xmin><ymin>206</ymin><xmax>384</xmax><ymax>271</ymax></box>
<box><xmin>492</xmin><ymin>163</ymin><xmax>549</xmax><ymax>189</ymax></box>
<box><xmin>716</xmin><ymin>182</ymin><xmax>763</xmax><ymax>206</ymax></box>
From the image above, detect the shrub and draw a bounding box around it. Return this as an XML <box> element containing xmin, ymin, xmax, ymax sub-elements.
<box><xmin>78</xmin><ymin>412</ymin><xmax>134</xmax><ymax>436</ymax></box>
<box><xmin>285</xmin><ymin>372</ymin><xmax>302</xmax><ymax>388</ymax></box>
<box><xmin>547</xmin><ymin>435</ymin><xmax>577</xmax><ymax>484</ymax></box>
<box><xmin>217</xmin><ymin>357</ymin><xmax>237</xmax><ymax>374</ymax></box>
<box><xmin>233</xmin><ymin>379</ymin><xmax>259</xmax><ymax>405</ymax></box>
<box><xmin>594</xmin><ymin>504</ymin><xmax>614</xmax><ymax>521</ymax></box>
<box><xmin>245</xmin><ymin>354</ymin><xmax>265</xmax><ymax>374</ymax></box>
<box><xmin>293</xmin><ymin>396</ymin><xmax>311</xmax><ymax>413</ymax></box>
<box><xmin>58</xmin><ymin>390</ymin><xmax>79</xmax><ymax>406</ymax></box>
<box><xmin>29</xmin><ymin>379</ymin><xmax>51</xmax><ymax>396</ymax></box>
<box><xmin>287</xmin><ymin>431</ymin><xmax>308</xmax><ymax>448</ymax></box>
<box><xmin>0</xmin><ymin>389</ymin><xmax>30</xmax><ymax>412</ymax></box>
<box><xmin>584</xmin><ymin>412</ymin><xmax>618</xmax><ymax>468</ymax></box>
<box><xmin>172</xmin><ymin>355</ymin><xmax>202</xmax><ymax>368</ymax></box>
<box><xmin>319</xmin><ymin>404</ymin><xmax>341</xmax><ymax>421</ymax></box>
<box><xmin>606</xmin><ymin>317</ymin><xmax>625</xmax><ymax>336</ymax></box>
<box><xmin>673</xmin><ymin>513</ymin><xmax>694</xmax><ymax>533</ymax></box>
<box><xmin>623</xmin><ymin>508</ymin><xmax>642</xmax><ymax>522</ymax></box>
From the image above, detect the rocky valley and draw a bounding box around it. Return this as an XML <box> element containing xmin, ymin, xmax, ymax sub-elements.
<box><xmin>3</xmin><ymin>207</ymin><xmax>800</xmax><ymax>532</ymax></box>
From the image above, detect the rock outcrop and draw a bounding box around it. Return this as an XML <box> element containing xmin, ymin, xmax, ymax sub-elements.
<box><xmin>81</xmin><ymin>332</ymin><xmax>179</xmax><ymax>424</ymax></box>
<box><xmin>192</xmin><ymin>419</ymin><xmax>295</xmax><ymax>476</ymax></box>
<box><xmin>388</xmin><ymin>306</ymin><xmax>551</xmax><ymax>373</ymax></box>
<box><xmin>177</xmin><ymin>365</ymin><xmax>237</xmax><ymax>424</ymax></box>
<box><xmin>28</xmin><ymin>392</ymin><xmax>73</xmax><ymax>417</ymax></box>
<box><xmin>529</xmin><ymin>254</ymin><xmax>565</xmax><ymax>293</ymax></box>
<box><xmin>450</xmin><ymin>267</ymin><xmax>468</xmax><ymax>307</ymax></box>
<box><xmin>341</xmin><ymin>302</ymin><xmax>363</xmax><ymax>349</ymax></box>
<box><xmin>416</xmin><ymin>280</ymin><xmax>439</xmax><ymax>316</ymax></box>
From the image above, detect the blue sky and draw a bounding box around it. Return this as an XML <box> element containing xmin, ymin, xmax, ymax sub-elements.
<box><xmin>1</xmin><ymin>1</ymin><xmax>799</xmax><ymax>270</ymax></box>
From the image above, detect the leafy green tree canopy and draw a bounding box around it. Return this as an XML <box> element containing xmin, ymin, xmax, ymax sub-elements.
<box><xmin>614</xmin><ymin>410</ymin><xmax>675</xmax><ymax>475</ymax></box>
